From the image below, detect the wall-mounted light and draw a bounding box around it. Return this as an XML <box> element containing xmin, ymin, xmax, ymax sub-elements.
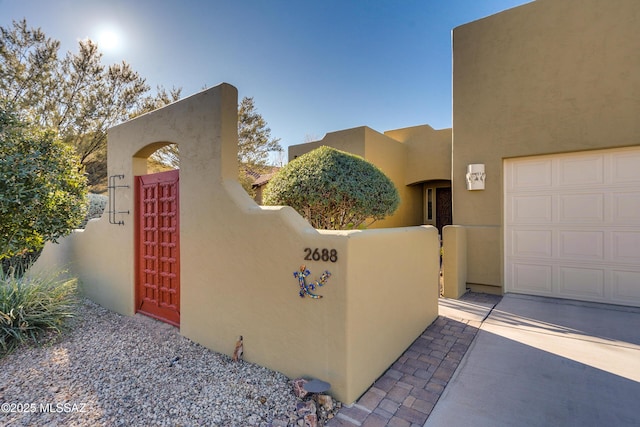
<box><xmin>466</xmin><ymin>164</ymin><xmax>486</xmax><ymax>190</ymax></box>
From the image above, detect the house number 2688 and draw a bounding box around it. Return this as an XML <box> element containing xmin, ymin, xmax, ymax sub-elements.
<box><xmin>304</xmin><ymin>248</ymin><xmax>338</xmax><ymax>263</ymax></box>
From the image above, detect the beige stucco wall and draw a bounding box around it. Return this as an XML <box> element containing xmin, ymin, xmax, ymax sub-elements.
<box><xmin>442</xmin><ymin>225</ymin><xmax>467</xmax><ymax>299</ymax></box>
<box><xmin>34</xmin><ymin>84</ymin><xmax>439</xmax><ymax>404</ymax></box>
<box><xmin>361</xmin><ymin>127</ymin><xmax>423</xmax><ymax>227</ymax></box>
<box><xmin>384</xmin><ymin>125</ymin><xmax>452</xmax><ymax>186</ymax></box>
<box><xmin>289</xmin><ymin>128</ymin><xmax>366</xmax><ymax>160</ymax></box>
<box><xmin>452</xmin><ymin>0</ymin><xmax>640</xmax><ymax>291</ymax></box>
<box><xmin>344</xmin><ymin>226</ymin><xmax>440</xmax><ymax>397</ymax></box>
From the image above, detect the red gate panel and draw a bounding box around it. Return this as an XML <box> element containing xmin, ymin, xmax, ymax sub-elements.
<box><xmin>135</xmin><ymin>169</ymin><xmax>180</xmax><ymax>326</ymax></box>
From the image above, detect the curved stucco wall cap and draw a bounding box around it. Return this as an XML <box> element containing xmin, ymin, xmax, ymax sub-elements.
<box><xmin>133</xmin><ymin>141</ymin><xmax>177</xmax><ymax>159</ymax></box>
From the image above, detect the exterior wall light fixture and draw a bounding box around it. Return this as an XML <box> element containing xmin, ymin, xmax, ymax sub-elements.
<box><xmin>466</xmin><ymin>164</ymin><xmax>486</xmax><ymax>190</ymax></box>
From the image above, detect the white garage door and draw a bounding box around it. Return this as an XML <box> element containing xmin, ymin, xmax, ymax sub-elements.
<box><xmin>504</xmin><ymin>147</ymin><xmax>640</xmax><ymax>307</ymax></box>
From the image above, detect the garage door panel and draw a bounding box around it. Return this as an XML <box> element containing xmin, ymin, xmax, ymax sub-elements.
<box><xmin>511</xmin><ymin>263</ymin><xmax>553</xmax><ymax>293</ymax></box>
<box><xmin>558</xmin><ymin>156</ymin><xmax>604</xmax><ymax>186</ymax></box>
<box><xmin>559</xmin><ymin>194</ymin><xmax>604</xmax><ymax>223</ymax></box>
<box><xmin>510</xmin><ymin>195</ymin><xmax>553</xmax><ymax>223</ymax></box>
<box><xmin>508</xmin><ymin>159</ymin><xmax>553</xmax><ymax>190</ymax></box>
<box><xmin>612</xmin><ymin>192</ymin><xmax>640</xmax><ymax>223</ymax></box>
<box><xmin>612</xmin><ymin>232</ymin><xmax>640</xmax><ymax>262</ymax></box>
<box><xmin>612</xmin><ymin>151</ymin><xmax>640</xmax><ymax>183</ymax></box>
<box><xmin>611</xmin><ymin>271</ymin><xmax>640</xmax><ymax>305</ymax></box>
<box><xmin>558</xmin><ymin>267</ymin><xmax>605</xmax><ymax>299</ymax></box>
<box><xmin>505</xmin><ymin>146</ymin><xmax>640</xmax><ymax>308</ymax></box>
<box><xmin>511</xmin><ymin>230</ymin><xmax>553</xmax><ymax>258</ymax></box>
<box><xmin>559</xmin><ymin>231</ymin><xmax>604</xmax><ymax>260</ymax></box>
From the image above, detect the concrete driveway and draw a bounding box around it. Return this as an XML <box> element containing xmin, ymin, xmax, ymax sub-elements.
<box><xmin>425</xmin><ymin>294</ymin><xmax>640</xmax><ymax>427</ymax></box>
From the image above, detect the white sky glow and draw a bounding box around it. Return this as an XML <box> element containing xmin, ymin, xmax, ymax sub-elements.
<box><xmin>96</xmin><ymin>26</ymin><xmax>122</xmax><ymax>52</ymax></box>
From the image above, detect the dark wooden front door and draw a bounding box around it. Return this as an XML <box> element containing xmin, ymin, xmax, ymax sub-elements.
<box><xmin>135</xmin><ymin>169</ymin><xmax>180</xmax><ymax>326</ymax></box>
<box><xmin>436</xmin><ymin>187</ymin><xmax>452</xmax><ymax>235</ymax></box>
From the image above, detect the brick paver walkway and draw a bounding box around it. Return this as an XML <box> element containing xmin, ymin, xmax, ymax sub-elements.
<box><xmin>326</xmin><ymin>292</ymin><xmax>502</xmax><ymax>427</ymax></box>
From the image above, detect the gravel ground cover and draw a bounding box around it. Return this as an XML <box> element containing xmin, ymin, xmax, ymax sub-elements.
<box><xmin>0</xmin><ymin>299</ymin><xmax>303</xmax><ymax>426</ymax></box>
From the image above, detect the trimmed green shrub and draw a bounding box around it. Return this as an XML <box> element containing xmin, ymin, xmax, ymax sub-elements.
<box><xmin>263</xmin><ymin>146</ymin><xmax>400</xmax><ymax>229</ymax></box>
<box><xmin>0</xmin><ymin>270</ymin><xmax>78</xmax><ymax>355</ymax></box>
<box><xmin>0</xmin><ymin>105</ymin><xmax>88</xmax><ymax>260</ymax></box>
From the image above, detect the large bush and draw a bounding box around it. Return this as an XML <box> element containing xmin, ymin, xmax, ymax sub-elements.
<box><xmin>263</xmin><ymin>146</ymin><xmax>399</xmax><ymax>229</ymax></box>
<box><xmin>0</xmin><ymin>105</ymin><xmax>88</xmax><ymax>261</ymax></box>
<box><xmin>1</xmin><ymin>194</ymin><xmax>105</xmax><ymax>274</ymax></box>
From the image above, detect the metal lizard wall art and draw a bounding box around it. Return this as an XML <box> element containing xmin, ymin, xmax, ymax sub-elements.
<box><xmin>294</xmin><ymin>265</ymin><xmax>331</xmax><ymax>299</ymax></box>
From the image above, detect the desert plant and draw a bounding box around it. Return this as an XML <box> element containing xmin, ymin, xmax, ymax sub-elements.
<box><xmin>263</xmin><ymin>146</ymin><xmax>399</xmax><ymax>229</ymax></box>
<box><xmin>0</xmin><ymin>248</ymin><xmax>42</xmax><ymax>279</ymax></box>
<box><xmin>78</xmin><ymin>193</ymin><xmax>108</xmax><ymax>229</ymax></box>
<box><xmin>0</xmin><ymin>269</ymin><xmax>78</xmax><ymax>355</ymax></box>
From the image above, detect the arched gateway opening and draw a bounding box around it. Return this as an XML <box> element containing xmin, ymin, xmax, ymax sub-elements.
<box><xmin>134</xmin><ymin>143</ymin><xmax>180</xmax><ymax>326</ymax></box>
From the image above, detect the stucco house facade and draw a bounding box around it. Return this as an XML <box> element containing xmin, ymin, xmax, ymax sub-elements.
<box><xmin>30</xmin><ymin>0</ymin><xmax>640</xmax><ymax>406</ymax></box>
<box><xmin>290</xmin><ymin>0</ymin><xmax>640</xmax><ymax>307</ymax></box>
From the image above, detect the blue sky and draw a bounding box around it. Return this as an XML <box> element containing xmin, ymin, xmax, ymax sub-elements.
<box><xmin>1</xmin><ymin>0</ymin><xmax>531</xmax><ymax>156</ymax></box>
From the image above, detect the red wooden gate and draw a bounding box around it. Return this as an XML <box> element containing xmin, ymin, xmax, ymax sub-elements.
<box><xmin>135</xmin><ymin>169</ymin><xmax>180</xmax><ymax>326</ymax></box>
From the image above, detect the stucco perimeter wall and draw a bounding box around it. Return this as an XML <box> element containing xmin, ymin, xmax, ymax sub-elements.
<box><xmin>442</xmin><ymin>225</ymin><xmax>467</xmax><ymax>299</ymax></box>
<box><xmin>35</xmin><ymin>86</ymin><xmax>240</xmax><ymax>315</ymax></box>
<box><xmin>452</xmin><ymin>0</ymin><xmax>640</xmax><ymax>290</ymax></box>
<box><xmin>34</xmin><ymin>217</ymin><xmax>136</xmax><ymax>315</ymax></box>
<box><xmin>34</xmin><ymin>84</ymin><xmax>439</xmax><ymax>404</ymax></box>
<box><xmin>344</xmin><ymin>226</ymin><xmax>440</xmax><ymax>397</ymax></box>
<box><xmin>441</xmin><ymin>225</ymin><xmax>502</xmax><ymax>294</ymax></box>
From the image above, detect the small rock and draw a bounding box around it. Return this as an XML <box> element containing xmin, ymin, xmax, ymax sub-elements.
<box><xmin>316</xmin><ymin>394</ymin><xmax>333</xmax><ymax>411</ymax></box>
<box><xmin>246</xmin><ymin>414</ymin><xmax>261</xmax><ymax>424</ymax></box>
<box><xmin>296</xmin><ymin>400</ymin><xmax>316</xmax><ymax>417</ymax></box>
<box><xmin>292</xmin><ymin>378</ymin><xmax>309</xmax><ymax>399</ymax></box>
<box><xmin>303</xmin><ymin>413</ymin><xmax>318</xmax><ymax>427</ymax></box>
<box><xmin>317</xmin><ymin>406</ymin><xmax>327</xmax><ymax>421</ymax></box>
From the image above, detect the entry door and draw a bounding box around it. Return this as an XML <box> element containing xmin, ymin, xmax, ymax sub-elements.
<box><xmin>136</xmin><ymin>169</ymin><xmax>180</xmax><ymax>326</ymax></box>
<box><xmin>436</xmin><ymin>187</ymin><xmax>452</xmax><ymax>234</ymax></box>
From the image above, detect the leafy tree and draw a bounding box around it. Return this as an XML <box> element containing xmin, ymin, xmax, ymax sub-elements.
<box><xmin>238</xmin><ymin>96</ymin><xmax>282</xmax><ymax>196</ymax></box>
<box><xmin>0</xmin><ymin>19</ymin><xmax>162</xmax><ymax>189</ymax></box>
<box><xmin>0</xmin><ymin>104</ymin><xmax>88</xmax><ymax>262</ymax></box>
<box><xmin>1</xmin><ymin>19</ymin><xmax>281</xmax><ymax>196</ymax></box>
<box><xmin>136</xmin><ymin>85</ymin><xmax>183</xmax><ymax>116</ymax></box>
<box><xmin>263</xmin><ymin>146</ymin><xmax>399</xmax><ymax>229</ymax></box>
<box><xmin>238</xmin><ymin>96</ymin><xmax>282</xmax><ymax>167</ymax></box>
